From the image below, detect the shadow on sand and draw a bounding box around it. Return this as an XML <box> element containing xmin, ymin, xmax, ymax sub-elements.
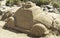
<box><xmin>3</xmin><ymin>26</ymin><xmax>41</xmax><ymax>38</ymax></box>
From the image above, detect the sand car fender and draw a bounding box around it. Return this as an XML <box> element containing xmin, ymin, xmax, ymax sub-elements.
<box><xmin>30</xmin><ymin>23</ymin><xmax>49</xmax><ymax>36</ymax></box>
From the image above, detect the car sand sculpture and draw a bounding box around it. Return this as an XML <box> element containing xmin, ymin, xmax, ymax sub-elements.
<box><xmin>1</xmin><ymin>1</ymin><xmax>60</xmax><ymax>37</ymax></box>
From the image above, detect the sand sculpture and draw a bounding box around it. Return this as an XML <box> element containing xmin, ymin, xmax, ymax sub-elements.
<box><xmin>4</xmin><ymin>1</ymin><xmax>60</xmax><ymax>36</ymax></box>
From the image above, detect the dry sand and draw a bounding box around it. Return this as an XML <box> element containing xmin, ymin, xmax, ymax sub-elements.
<box><xmin>0</xmin><ymin>27</ymin><xmax>31</xmax><ymax>38</ymax></box>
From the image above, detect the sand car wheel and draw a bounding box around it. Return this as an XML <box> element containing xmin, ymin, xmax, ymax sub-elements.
<box><xmin>30</xmin><ymin>23</ymin><xmax>49</xmax><ymax>36</ymax></box>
